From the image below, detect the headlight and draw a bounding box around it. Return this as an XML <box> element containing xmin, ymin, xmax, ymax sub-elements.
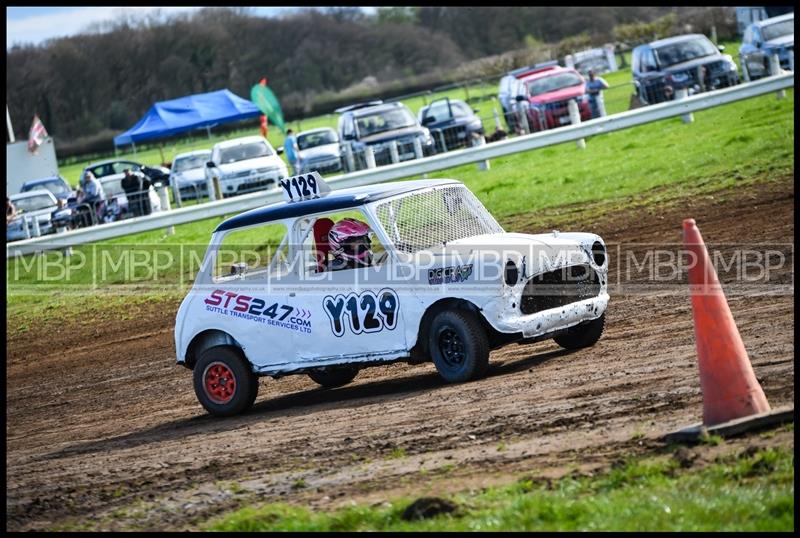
<box><xmin>422</xmin><ymin>130</ymin><xmax>433</xmax><ymax>145</ymax></box>
<box><xmin>590</xmin><ymin>241</ymin><xmax>606</xmax><ymax>266</ymax></box>
<box><xmin>504</xmin><ymin>260</ymin><xmax>519</xmax><ymax>286</ymax></box>
<box><xmin>722</xmin><ymin>55</ymin><xmax>737</xmax><ymax>71</ymax></box>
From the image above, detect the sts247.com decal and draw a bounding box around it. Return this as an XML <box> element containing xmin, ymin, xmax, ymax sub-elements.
<box><xmin>323</xmin><ymin>289</ymin><xmax>399</xmax><ymax>337</ymax></box>
<box><xmin>204</xmin><ymin>290</ymin><xmax>312</xmax><ymax>334</ymax></box>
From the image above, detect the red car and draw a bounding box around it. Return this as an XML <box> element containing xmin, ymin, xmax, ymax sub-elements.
<box><xmin>517</xmin><ymin>65</ymin><xmax>592</xmax><ymax>132</ymax></box>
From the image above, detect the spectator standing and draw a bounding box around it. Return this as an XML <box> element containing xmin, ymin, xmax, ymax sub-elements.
<box><xmin>283</xmin><ymin>128</ymin><xmax>300</xmax><ymax>175</ymax></box>
<box><xmin>78</xmin><ymin>171</ymin><xmax>106</xmax><ymax>223</ymax></box>
<box><xmin>121</xmin><ymin>169</ymin><xmax>143</xmax><ymax>217</ymax></box>
<box><xmin>7</xmin><ymin>197</ymin><xmax>18</xmax><ymax>224</ymax></box>
<box><xmin>585</xmin><ymin>69</ymin><xmax>610</xmax><ymax>119</ymax></box>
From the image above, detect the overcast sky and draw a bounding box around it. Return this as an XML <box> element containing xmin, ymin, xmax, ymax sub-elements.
<box><xmin>6</xmin><ymin>6</ymin><xmax>376</xmax><ymax>50</ymax></box>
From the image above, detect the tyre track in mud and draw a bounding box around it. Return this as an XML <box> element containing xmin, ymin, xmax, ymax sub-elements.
<box><xmin>6</xmin><ymin>178</ymin><xmax>794</xmax><ymax>531</ymax></box>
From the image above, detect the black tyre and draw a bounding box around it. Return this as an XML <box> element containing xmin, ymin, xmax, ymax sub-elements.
<box><xmin>553</xmin><ymin>313</ymin><xmax>605</xmax><ymax>350</ymax></box>
<box><xmin>193</xmin><ymin>346</ymin><xmax>258</xmax><ymax>417</ymax></box>
<box><xmin>308</xmin><ymin>367</ymin><xmax>358</xmax><ymax>388</ymax></box>
<box><xmin>429</xmin><ymin>310</ymin><xmax>489</xmax><ymax>383</ymax></box>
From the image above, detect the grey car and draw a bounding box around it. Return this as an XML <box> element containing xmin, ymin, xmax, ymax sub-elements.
<box><xmin>336</xmin><ymin>100</ymin><xmax>435</xmax><ymax>170</ymax></box>
<box><xmin>739</xmin><ymin>12</ymin><xmax>794</xmax><ymax>80</ymax></box>
<box><xmin>296</xmin><ymin>127</ymin><xmax>343</xmax><ymax>175</ymax></box>
<box><xmin>632</xmin><ymin>34</ymin><xmax>739</xmax><ymax>105</ymax></box>
<box><xmin>7</xmin><ymin>190</ymin><xmax>59</xmax><ymax>241</ymax></box>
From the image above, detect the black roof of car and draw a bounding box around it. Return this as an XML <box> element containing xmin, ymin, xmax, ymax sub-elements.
<box><xmin>215</xmin><ymin>179</ymin><xmax>460</xmax><ymax>232</ymax></box>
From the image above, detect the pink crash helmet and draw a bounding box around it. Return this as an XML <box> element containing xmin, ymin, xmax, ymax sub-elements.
<box><xmin>328</xmin><ymin>218</ymin><xmax>373</xmax><ymax>266</ymax></box>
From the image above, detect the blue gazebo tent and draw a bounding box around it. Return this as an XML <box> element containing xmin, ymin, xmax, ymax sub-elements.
<box><xmin>113</xmin><ymin>89</ymin><xmax>261</xmax><ymax>149</ymax></box>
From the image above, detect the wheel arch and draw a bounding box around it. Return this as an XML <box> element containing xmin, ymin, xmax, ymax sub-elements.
<box><xmin>184</xmin><ymin>329</ymin><xmax>246</xmax><ymax>370</ymax></box>
<box><xmin>411</xmin><ymin>298</ymin><xmax>515</xmax><ymax>359</ymax></box>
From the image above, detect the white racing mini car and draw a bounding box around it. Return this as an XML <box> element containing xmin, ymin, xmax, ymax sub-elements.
<box><xmin>175</xmin><ymin>173</ymin><xmax>609</xmax><ymax>416</ymax></box>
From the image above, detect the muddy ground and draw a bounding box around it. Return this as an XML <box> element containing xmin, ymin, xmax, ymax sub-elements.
<box><xmin>6</xmin><ymin>178</ymin><xmax>794</xmax><ymax>531</ymax></box>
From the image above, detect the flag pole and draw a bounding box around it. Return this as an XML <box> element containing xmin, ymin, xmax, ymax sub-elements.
<box><xmin>7</xmin><ymin>105</ymin><xmax>15</xmax><ymax>143</ymax></box>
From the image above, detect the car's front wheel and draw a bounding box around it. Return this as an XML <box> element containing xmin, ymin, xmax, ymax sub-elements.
<box><xmin>553</xmin><ymin>313</ymin><xmax>605</xmax><ymax>350</ymax></box>
<box><xmin>193</xmin><ymin>346</ymin><xmax>259</xmax><ymax>417</ymax></box>
<box><xmin>308</xmin><ymin>367</ymin><xmax>358</xmax><ymax>388</ymax></box>
<box><xmin>429</xmin><ymin>310</ymin><xmax>489</xmax><ymax>383</ymax></box>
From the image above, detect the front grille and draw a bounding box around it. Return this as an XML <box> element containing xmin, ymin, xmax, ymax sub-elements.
<box><xmin>520</xmin><ymin>264</ymin><xmax>601</xmax><ymax>315</ymax></box>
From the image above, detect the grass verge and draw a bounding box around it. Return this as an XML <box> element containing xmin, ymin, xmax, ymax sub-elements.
<box><xmin>205</xmin><ymin>435</ymin><xmax>794</xmax><ymax>531</ymax></box>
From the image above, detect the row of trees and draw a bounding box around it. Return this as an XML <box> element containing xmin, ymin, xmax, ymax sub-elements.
<box><xmin>7</xmin><ymin>7</ymin><xmax>739</xmax><ymax>155</ymax></box>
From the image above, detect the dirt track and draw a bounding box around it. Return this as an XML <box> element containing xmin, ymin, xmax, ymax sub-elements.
<box><xmin>6</xmin><ymin>178</ymin><xmax>794</xmax><ymax>531</ymax></box>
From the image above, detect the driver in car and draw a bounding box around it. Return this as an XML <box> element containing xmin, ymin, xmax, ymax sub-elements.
<box><xmin>327</xmin><ymin>218</ymin><xmax>373</xmax><ymax>271</ymax></box>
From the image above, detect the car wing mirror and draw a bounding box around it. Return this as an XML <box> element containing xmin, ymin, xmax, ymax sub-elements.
<box><xmin>230</xmin><ymin>262</ymin><xmax>248</xmax><ymax>277</ymax></box>
<box><xmin>276</xmin><ymin>146</ymin><xmax>284</xmax><ymax>155</ymax></box>
<box><xmin>206</xmin><ymin>161</ymin><xmax>216</xmax><ymax>168</ymax></box>
<box><xmin>422</xmin><ymin>116</ymin><xmax>436</xmax><ymax>125</ymax></box>
<box><xmin>515</xmin><ymin>95</ymin><xmax>526</xmax><ymax>102</ymax></box>
<box><xmin>717</xmin><ymin>44</ymin><xmax>726</xmax><ymax>52</ymax></box>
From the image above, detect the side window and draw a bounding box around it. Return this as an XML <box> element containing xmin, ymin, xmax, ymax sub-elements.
<box><xmin>743</xmin><ymin>27</ymin><xmax>753</xmax><ymax>45</ymax></box>
<box><xmin>295</xmin><ymin>210</ymin><xmax>388</xmax><ymax>276</ymax></box>
<box><xmin>641</xmin><ymin>49</ymin><xmax>658</xmax><ymax>72</ymax></box>
<box><xmin>213</xmin><ymin>222</ymin><xmax>289</xmax><ymax>282</ymax></box>
<box><xmin>341</xmin><ymin>115</ymin><xmax>355</xmax><ymax>140</ymax></box>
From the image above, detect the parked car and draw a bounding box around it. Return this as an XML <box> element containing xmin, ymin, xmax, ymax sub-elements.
<box><xmin>418</xmin><ymin>97</ymin><xmax>485</xmax><ymax>153</ymax></box>
<box><xmin>566</xmin><ymin>47</ymin><xmax>618</xmax><ymax>76</ymax></box>
<box><xmin>498</xmin><ymin>61</ymin><xmax>559</xmax><ymax>132</ymax></box>
<box><xmin>632</xmin><ymin>34</ymin><xmax>740</xmax><ymax>105</ymax></box>
<box><xmin>336</xmin><ymin>100</ymin><xmax>435</xmax><ymax>170</ymax></box>
<box><xmin>740</xmin><ymin>12</ymin><xmax>794</xmax><ymax>80</ymax></box>
<box><xmin>170</xmin><ymin>150</ymin><xmax>212</xmax><ymax>201</ymax></box>
<box><xmin>206</xmin><ymin>136</ymin><xmax>288</xmax><ymax>198</ymax></box>
<box><xmin>295</xmin><ymin>127</ymin><xmax>343</xmax><ymax>175</ymax></box>
<box><xmin>516</xmin><ymin>65</ymin><xmax>592</xmax><ymax>131</ymax></box>
<box><xmin>7</xmin><ymin>190</ymin><xmax>59</xmax><ymax>241</ymax></box>
<box><xmin>20</xmin><ymin>175</ymin><xmax>76</xmax><ymax>204</ymax></box>
<box><xmin>82</xmin><ymin>159</ymin><xmax>171</xmax><ymax>188</ymax></box>
<box><xmin>174</xmin><ymin>172</ymin><xmax>609</xmax><ymax>416</ymax></box>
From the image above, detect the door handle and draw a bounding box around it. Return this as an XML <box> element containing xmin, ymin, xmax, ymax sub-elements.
<box><xmin>289</xmin><ymin>292</ymin><xmax>296</xmax><ymax>297</ymax></box>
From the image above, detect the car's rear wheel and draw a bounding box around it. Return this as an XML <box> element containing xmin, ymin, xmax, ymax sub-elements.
<box><xmin>193</xmin><ymin>346</ymin><xmax>258</xmax><ymax>417</ymax></box>
<box><xmin>429</xmin><ymin>310</ymin><xmax>489</xmax><ymax>383</ymax></box>
<box><xmin>553</xmin><ymin>313</ymin><xmax>605</xmax><ymax>350</ymax></box>
<box><xmin>308</xmin><ymin>367</ymin><xmax>358</xmax><ymax>388</ymax></box>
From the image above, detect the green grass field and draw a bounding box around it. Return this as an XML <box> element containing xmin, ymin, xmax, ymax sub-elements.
<box><xmin>206</xmin><ymin>427</ymin><xmax>793</xmax><ymax>531</ymax></box>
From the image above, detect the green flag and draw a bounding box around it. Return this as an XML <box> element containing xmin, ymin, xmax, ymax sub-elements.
<box><xmin>250</xmin><ymin>80</ymin><xmax>285</xmax><ymax>134</ymax></box>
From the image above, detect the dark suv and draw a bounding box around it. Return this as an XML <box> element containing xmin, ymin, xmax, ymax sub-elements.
<box><xmin>632</xmin><ymin>34</ymin><xmax>740</xmax><ymax>105</ymax></box>
<box><xmin>336</xmin><ymin>101</ymin><xmax>434</xmax><ymax>170</ymax></box>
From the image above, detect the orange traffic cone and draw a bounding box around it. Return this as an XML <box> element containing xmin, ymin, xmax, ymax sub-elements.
<box><xmin>683</xmin><ymin>218</ymin><xmax>771</xmax><ymax>426</ymax></box>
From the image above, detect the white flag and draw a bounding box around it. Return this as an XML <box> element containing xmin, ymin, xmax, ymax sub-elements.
<box><xmin>27</xmin><ymin>114</ymin><xmax>49</xmax><ymax>153</ymax></box>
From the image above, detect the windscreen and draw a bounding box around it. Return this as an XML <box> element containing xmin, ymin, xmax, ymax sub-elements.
<box><xmin>298</xmin><ymin>130</ymin><xmax>338</xmax><ymax>150</ymax></box>
<box><xmin>23</xmin><ymin>180</ymin><xmax>69</xmax><ymax>196</ymax></box>
<box><xmin>219</xmin><ymin>142</ymin><xmax>272</xmax><ymax>164</ymax></box>
<box><xmin>762</xmin><ymin>19</ymin><xmax>794</xmax><ymax>41</ymax></box>
<box><xmin>13</xmin><ymin>195</ymin><xmax>55</xmax><ymax>213</ymax></box>
<box><xmin>356</xmin><ymin>107</ymin><xmax>417</xmax><ymax>137</ymax></box>
<box><xmin>526</xmin><ymin>72</ymin><xmax>583</xmax><ymax>97</ymax></box>
<box><xmin>654</xmin><ymin>37</ymin><xmax>718</xmax><ymax>67</ymax></box>
<box><xmin>174</xmin><ymin>154</ymin><xmax>210</xmax><ymax>172</ymax></box>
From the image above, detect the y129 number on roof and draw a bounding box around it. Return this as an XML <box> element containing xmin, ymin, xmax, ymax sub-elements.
<box><xmin>279</xmin><ymin>171</ymin><xmax>330</xmax><ymax>203</ymax></box>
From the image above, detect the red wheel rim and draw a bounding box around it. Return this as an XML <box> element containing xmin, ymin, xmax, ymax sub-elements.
<box><xmin>203</xmin><ymin>361</ymin><xmax>237</xmax><ymax>404</ymax></box>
